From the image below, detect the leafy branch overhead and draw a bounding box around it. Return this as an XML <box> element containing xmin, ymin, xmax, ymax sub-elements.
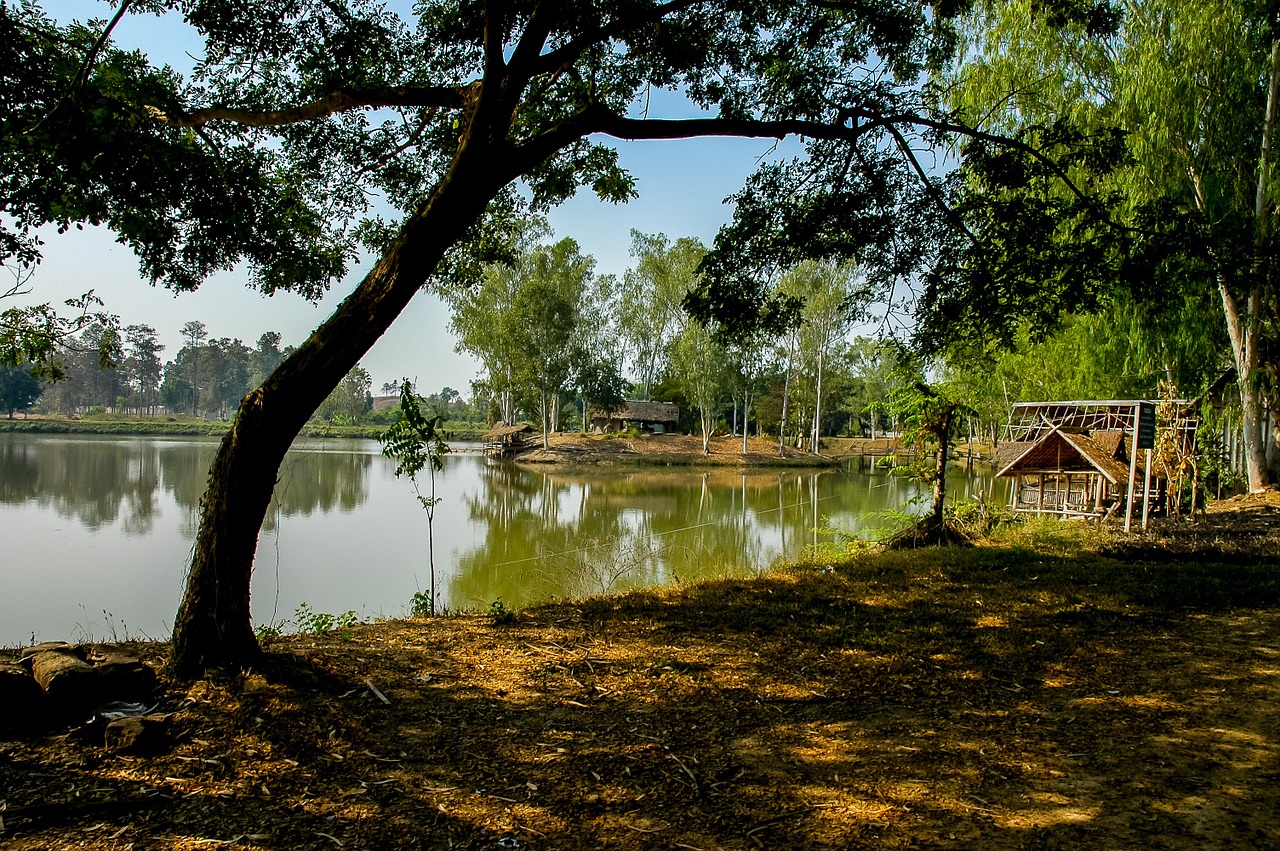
<box><xmin>2</xmin><ymin>0</ymin><xmax>1117</xmax><ymax>318</ymax></box>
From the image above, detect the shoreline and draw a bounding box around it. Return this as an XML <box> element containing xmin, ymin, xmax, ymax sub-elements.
<box><xmin>4</xmin><ymin>513</ymin><xmax>1278</xmax><ymax>849</ymax></box>
<box><xmin>501</xmin><ymin>431</ymin><xmax>842</xmax><ymax>468</ymax></box>
<box><xmin>0</xmin><ymin>416</ymin><xmax>486</xmax><ymax>442</ymax></box>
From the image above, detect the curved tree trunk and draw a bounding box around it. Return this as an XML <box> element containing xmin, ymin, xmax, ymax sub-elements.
<box><xmin>168</xmin><ymin>158</ymin><xmax>503</xmax><ymax>677</ymax></box>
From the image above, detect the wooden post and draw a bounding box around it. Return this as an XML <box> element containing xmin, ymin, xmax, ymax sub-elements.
<box><xmin>1190</xmin><ymin>455</ymin><xmax>1199</xmax><ymax>520</ymax></box>
<box><xmin>1142</xmin><ymin>448</ymin><xmax>1153</xmax><ymax>531</ymax></box>
<box><xmin>1038</xmin><ymin>473</ymin><xmax>1046</xmax><ymax>512</ymax></box>
<box><xmin>1125</xmin><ymin>403</ymin><xmax>1140</xmax><ymax>533</ymax></box>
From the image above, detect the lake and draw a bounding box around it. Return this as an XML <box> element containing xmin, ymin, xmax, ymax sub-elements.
<box><xmin>0</xmin><ymin>433</ymin><xmax>1004</xmax><ymax>646</ymax></box>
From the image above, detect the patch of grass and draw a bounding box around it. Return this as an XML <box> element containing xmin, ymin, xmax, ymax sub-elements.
<box><xmin>488</xmin><ymin>599</ymin><xmax>516</xmax><ymax>625</ymax></box>
<box><xmin>293</xmin><ymin>603</ymin><xmax>361</xmax><ymax>638</ymax></box>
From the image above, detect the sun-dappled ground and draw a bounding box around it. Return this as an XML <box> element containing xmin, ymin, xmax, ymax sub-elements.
<box><xmin>3</xmin><ymin>510</ymin><xmax>1280</xmax><ymax>849</ymax></box>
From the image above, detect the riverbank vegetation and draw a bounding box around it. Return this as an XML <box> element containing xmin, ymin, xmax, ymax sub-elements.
<box><xmin>4</xmin><ymin>507</ymin><xmax>1279</xmax><ymax>848</ymax></box>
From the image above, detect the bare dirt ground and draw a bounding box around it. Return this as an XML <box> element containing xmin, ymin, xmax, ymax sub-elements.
<box><xmin>3</xmin><ymin>505</ymin><xmax>1280</xmax><ymax>850</ymax></box>
<box><xmin>513</xmin><ymin>432</ymin><xmax>836</xmax><ymax>467</ymax></box>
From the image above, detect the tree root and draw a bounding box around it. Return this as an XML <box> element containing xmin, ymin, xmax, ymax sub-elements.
<box><xmin>882</xmin><ymin>515</ymin><xmax>974</xmax><ymax>550</ymax></box>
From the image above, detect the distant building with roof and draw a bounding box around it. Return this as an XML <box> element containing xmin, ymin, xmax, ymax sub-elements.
<box><xmin>590</xmin><ymin>401</ymin><xmax>680</xmax><ymax>434</ymax></box>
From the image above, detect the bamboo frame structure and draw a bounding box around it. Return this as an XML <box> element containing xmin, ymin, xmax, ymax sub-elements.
<box><xmin>996</xmin><ymin>400</ymin><xmax>1200</xmax><ymax>521</ymax></box>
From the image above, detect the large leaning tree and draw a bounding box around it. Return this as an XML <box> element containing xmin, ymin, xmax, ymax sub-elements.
<box><xmin>2</xmin><ymin>0</ymin><xmax>1108</xmax><ymax>675</ymax></box>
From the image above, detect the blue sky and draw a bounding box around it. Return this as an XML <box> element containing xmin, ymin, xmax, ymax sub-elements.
<box><xmin>21</xmin><ymin>0</ymin><xmax>804</xmax><ymax>394</ymax></box>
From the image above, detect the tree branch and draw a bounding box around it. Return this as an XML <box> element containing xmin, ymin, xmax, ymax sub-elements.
<box><xmin>149</xmin><ymin>86</ymin><xmax>467</xmax><ymax>128</ymax></box>
<box><xmin>508</xmin><ymin>0</ymin><xmax>559</xmax><ymax>75</ymax></box>
<box><xmin>26</xmin><ymin>0</ymin><xmax>134</xmax><ymax>134</ymax></box>
<box><xmin>483</xmin><ymin>0</ymin><xmax>508</xmax><ymax>78</ymax></box>
<box><xmin>883</xmin><ymin>122</ymin><xmax>979</xmax><ymax>245</ymax></box>
<box><xmin>528</xmin><ymin>0</ymin><xmax>707</xmax><ymax>78</ymax></box>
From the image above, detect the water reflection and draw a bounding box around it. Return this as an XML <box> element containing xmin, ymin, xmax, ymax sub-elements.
<box><xmin>443</xmin><ymin>464</ymin><xmax>1003</xmax><ymax>608</ymax></box>
<box><xmin>0</xmin><ymin>435</ymin><xmax>372</xmax><ymax>537</ymax></box>
<box><xmin>0</xmin><ymin>434</ymin><xmax>1004</xmax><ymax>645</ymax></box>
<box><xmin>0</xmin><ymin>436</ymin><xmax>167</xmax><ymax>533</ymax></box>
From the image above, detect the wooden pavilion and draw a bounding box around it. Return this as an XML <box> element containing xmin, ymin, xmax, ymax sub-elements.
<box><xmin>482</xmin><ymin>423</ymin><xmax>534</xmax><ymax>457</ymax></box>
<box><xmin>994</xmin><ymin>400</ymin><xmax>1199</xmax><ymax>522</ymax></box>
<box><xmin>996</xmin><ymin>426</ymin><xmax>1137</xmax><ymax>517</ymax></box>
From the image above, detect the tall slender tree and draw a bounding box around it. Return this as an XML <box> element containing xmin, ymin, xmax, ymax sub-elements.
<box><xmin>620</xmin><ymin>233</ymin><xmax>705</xmax><ymax>400</ymax></box>
<box><xmin>123</xmin><ymin>324</ymin><xmax>163</xmax><ymax>413</ymax></box>
<box><xmin>945</xmin><ymin>0</ymin><xmax>1280</xmax><ymax>488</ymax></box>
<box><xmin>669</xmin><ymin>321</ymin><xmax>730</xmax><ymax>454</ymax></box>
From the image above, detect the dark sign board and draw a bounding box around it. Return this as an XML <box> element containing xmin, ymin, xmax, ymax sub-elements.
<box><xmin>1136</xmin><ymin>402</ymin><xmax>1156</xmax><ymax>450</ymax></box>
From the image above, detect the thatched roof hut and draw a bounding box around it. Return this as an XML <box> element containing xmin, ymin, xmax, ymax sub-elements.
<box><xmin>482</xmin><ymin>423</ymin><xmax>534</xmax><ymax>457</ymax></box>
<box><xmin>591</xmin><ymin>401</ymin><xmax>680</xmax><ymax>433</ymax></box>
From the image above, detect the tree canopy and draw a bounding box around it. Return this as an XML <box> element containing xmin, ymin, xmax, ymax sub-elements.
<box><xmin>1</xmin><ymin>0</ymin><xmax>1116</xmax><ymax>674</ymax></box>
<box><xmin>940</xmin><ymin>0</ymin><xmax>1280</xmax><ymax>488</ymax></box>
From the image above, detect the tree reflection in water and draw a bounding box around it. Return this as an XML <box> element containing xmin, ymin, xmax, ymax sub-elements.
<box><xmin>444</xmin><ymin>463</ymin><xmax>994</xmax><ymax>609</ymax></box>
<box><xmin>1</xmin><ymin>436</ymin><xmax>1005</xmax><ymax>644</ymax></box>
<box><xmin>0</xmin><ymin>436</ymin><xmax>372</xmax><ymax>538</ymax></box>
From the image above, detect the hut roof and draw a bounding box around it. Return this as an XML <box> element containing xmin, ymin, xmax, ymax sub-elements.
<box><xmin>607</xmin><ymin>401</ymin><xmax>679</xmax><ymax>422</ymax></box>
<box><xmin>993</xmin><ymin>441</ymin><xmax>1035</xmax><ymax>470</ymax></box>
<box><xmin>482</xmin><ymin>422</ymin><xmax>533</xmax><ymax>440</ymax></box>
<box><xmin>1089</xmin><ymin>429</ymin><xmax>1126</xmax><ymax>458</ymax></box>
<box><xmin>996</xmin><ymin>428</ymin><xmax>1132</xmax><ymax>484</ymax></box>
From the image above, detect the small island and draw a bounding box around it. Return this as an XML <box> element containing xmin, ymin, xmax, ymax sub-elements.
<box><xmin>496</xmin><ymin>430</ymin><xmax>841</xmax><ymax>468</ymax></box>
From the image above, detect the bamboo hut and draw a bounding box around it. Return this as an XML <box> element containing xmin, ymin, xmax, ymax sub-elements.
<box><xmin>590</xmin><ymin>401</ymin><xmax>679</xmax><ymax>434</ymax></box>
<box><xmin>996</xmin><ymin>400</ymin><xmax>1199</xmax><ymax>521</ymax></box>
<box><xmin>997</xmin><ymin>427</ymin><xmax>1138</xmax><ymax>517</ymax></box>
<box><xmin>482</xmin><ymin>423</ymin><xmax>534</xmax><ymax>458</ymax></box>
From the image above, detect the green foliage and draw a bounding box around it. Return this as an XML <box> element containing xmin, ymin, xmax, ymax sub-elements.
<box><xmin>317</xmin><ymin>366</ymin><xmax>373</xmax><ymax>423</ymax></box>
<box><xmin>254</xmin><ymin>623</ymin><xmax>284</xmax><ymax>641</ymax></box>
<box><xmin>0</xmin><ymin>292</ymin><xmax>121</xmax><ymax>380</ymax></box>
<box><xmin>381</xmin><ymin>380</ymin><xmax>449</xmax><ymax>482</ymax></box>
<box><xmin>409</xmin><ymin>591</ymin><xmax>433</xmax><ymax>619</ymax></box>
<box><xmin>620</xmin><ymin>233</ymin><xmax>707</xmax><ymax>400</ymax></box>
<box><xmin>488</xmin><ymin>599</ymin><xmax>515</xmax><ymax>626</ymax></box>
<box><xmin>0</xmin><ymin>365</ymin><xmax>42</xmax><ymax>417</ymax></box>
<box><xmin>0</xmin><ymin>3</ymin><xmax>349</xmax><ymax>296</ymax></box>
<box><xmin>381</xmin><ymin>379</ymin><xmax>450</xmax><ymax>617</ymax></box>
<box><xmin>293</xmin><ymin>603</ymin><xmax>360</xmax><ymax>638</ymax></box>
<box><xmin>668</xmin><ymin>319</ymin><xmax>732</xmax><ymax>452</ymax></box>
<box><xmin>943</xmin><ymin>0</ymin><xmax>1278</xmax><ymax>486</ymax></box>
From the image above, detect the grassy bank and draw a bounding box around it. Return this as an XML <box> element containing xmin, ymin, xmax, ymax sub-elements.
<box><xmin>4</xmin><ymin>512</ymin><xmax>1279</xmax><ymax>849</ymax></box>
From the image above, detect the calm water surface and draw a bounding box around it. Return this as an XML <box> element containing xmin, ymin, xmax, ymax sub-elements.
<box><xmin>0</xmin><ymin>433</ymin><xmax>1003</xmax><ymax>645</ymax></box>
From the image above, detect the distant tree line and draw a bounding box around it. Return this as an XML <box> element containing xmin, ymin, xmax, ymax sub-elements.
<box><xmin>457</xmin><ymin>224</ymin><xmax>1247</xmax><ymax>456</ymax></box>
<box><xmin>7</xmin><ymin>320</ymin><xmax>486</xmax><ymax>428</ymax></box>
<box><xmin>25</xmin><ymin>322</ymin><xmax>293</xmax><ymax>418</ymax></box>
<box><xmin>452</xmin><ymin>226</ymin><xmax>927</xmax><ymax>450</ymax></box>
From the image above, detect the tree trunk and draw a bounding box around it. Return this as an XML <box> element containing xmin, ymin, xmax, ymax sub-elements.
<box><xmin>1225</xmin><ymin>34</ymin><xmax>1280</xmax><ymax>493</ymax></box>
<box><xmin>930</xmin><ymin>426</ymin><xmax>949</xmax><ymax>529</ymax></box>
<box><xmin>779</xmin><ymin>329</ymin><xmax>795</xmax><ymax>456</ymax></box>
<box><xmin>539</xmin><ymin>389</ymin><xmax>550</xmax><ymax>449</ymax></box>
<box><xmin>811</xmin><ymin>348</ymin><xmax>825</xmax><ymax>454</ymax></box>
<box><xmin>168</xmin><ymin>158</ymin><xmax>504</xmax><ymax>678</ymax></box>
